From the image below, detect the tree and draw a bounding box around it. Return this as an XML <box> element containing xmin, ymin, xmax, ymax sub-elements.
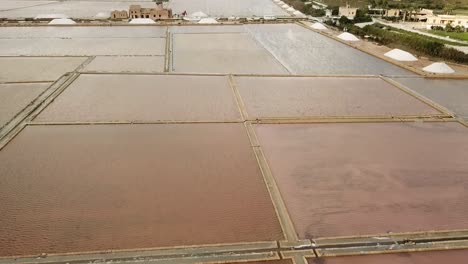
<box><xmin>339</xmin><ymin>15</ymin><xmax>351</xmax><ymax>25</ymax></box>
<box><xmin>330</xmin><ymin>6</ymin><xmax>339</xmax><ymax>16</ymax></box>
<box><xmin>353</xmin><ymin>9</ymin><xmax>372</xmax><ymax>23</ymax></box>
<box><xmin>309</xmin><ymin>8</ymin><xmax>326</xmax><ymax>17</ymax></box>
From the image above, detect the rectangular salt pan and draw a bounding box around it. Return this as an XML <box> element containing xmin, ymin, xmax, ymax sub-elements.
<box><xmin>35</xmin><ymin>74</ymin><xmax>242</xmax><ymax>122</ymax></box>
<box><xmin>0</xmin><ymin>123</ymin><xmax>283</xmax><ymax>256</ymax></box>
<box><xmin>256</xmin><ymin>122</ymin><xmax>468</xmax><ymax>239</ymax></box>
<box><xmin>235</xmin><ymin>76</ymin><xmax>441</xmax><ymax>119</ymax></box>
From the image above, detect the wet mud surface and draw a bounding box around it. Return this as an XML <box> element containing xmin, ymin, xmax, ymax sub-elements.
<box><xmin>235</xmin><ymin>76</ymin><xmax>440</xmax><ymax>118</ymax></box>
<box><xmin>0</xmin><ymin>123</ymin><xmax>283</xmax><ymax>256</ymax></box>
<box><xmin>308</xmin><ymin>249</ymin><xmax>468</xmax><ymax>264</ymax></box>
<box><xmin>36</xmin><ymin>74</ymin><xmax>242</xmax><ymax>122</ymax></box>
<box><xmin>255</xmin><ymin>122</ymin><xmax>468</xmax><ymax>238</ymax></box>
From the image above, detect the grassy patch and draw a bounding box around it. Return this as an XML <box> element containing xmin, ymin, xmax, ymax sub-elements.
<box><xmin>430</xmin><ymin>30</ymin><xmax>468</xmax><ymax>41</ymax></box>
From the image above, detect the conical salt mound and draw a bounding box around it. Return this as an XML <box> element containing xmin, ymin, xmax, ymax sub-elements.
<box><xmin>287</xmin><ymin>7</ymin><xmax>295</xmax><ymax>12</ymax></box>
<box><xmin>311</xmin><ymin>22</ymin><xmax>327</xmax><ymax>30</ymax></box>
<box><xmin>384</xmin><ymin>49</ymin><xmax>417</xmax><ymax>61</ymax></box>
<box><xmin>48</xmin><ymin>18</ymin><xmax>76</xmax><ymax>25</ymax></box>
<box><xmin>198</xmin><ymin>17</ymin><xmax>218</xmax><ymax>24</ymax></box>
<box><xmin>282</xmin><ymin>4</ymin><xmax>289</xmax><ymax>8</ymax></box>
<box><xmin>337</xmin><ymin>32</ymin><xmax>359</xmax><ymax>41</ymax></box>
<box><xmin>423</xmin><ymin>62</ymin><xmax>455</xmax><ymax>74</ymax></box>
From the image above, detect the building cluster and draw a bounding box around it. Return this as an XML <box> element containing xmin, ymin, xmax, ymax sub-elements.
<box><xmin>426</xmin><ymin>15</ymin><xmax>468</xmax><ymax>28</ymax></box>
<box><xmin>338</xmin><ymin>5</ymin><xmax>467</xmax><ymax>29</ymax></box>
<box><xmin>111</xmin><ymin>2</ymin><xmax>173</xmax><ymax>20</ymax></box>
<box><xmin>382</xmin><ymin>8</ymin><xmax>468</xmax><ymax>28</ymax></box>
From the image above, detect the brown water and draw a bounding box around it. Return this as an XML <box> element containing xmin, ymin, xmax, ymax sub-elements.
<box><xmin>235</xmin><ymin>77</ymin><xmax>440</xmax><ymax>119</ymax></box>
<box><xmin>255</xmin><ymin>122</ymin><xmax>468</xmax><ymax>238</ymax></box>
<box><xmin>0</xmin><ymin>123</ymin><xmax>283</xmax><ymax>256</ymax></box>
<box><xmin>308</xmin><ymin>249</ymin><xmax>468</xmax><ymax>264</ymax></box>
<box><xmin>36</xmin><ymin>74</ymin><xmax>242</xmax><ymax>122</ymax></box>
<box><xmin>0</xmin><ymin>83</ymin><xmax>49</xmax><ymax>127</ymax></box>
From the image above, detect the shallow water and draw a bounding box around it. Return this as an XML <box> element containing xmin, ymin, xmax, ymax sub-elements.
<box><xmin>0</xmin><ymin>83</ymin><xmax>50</xmax><ymax>127</ymax></box>
<box><xmin>255</xmin><ymin>122</ymin><xmax>468</xmax><ymax>238</ymax></box>
<box><xmin>245</xmin><ymin>24</ymin><xmax>414</xmax><ymax>75</ymax></box>
<box><xmin>235</xmin><ymin>76</ymin><xmax>440</xmax><ymax>118</ymax></box>
<box><xmin>36</xmin><ymin>74</ymin><xmax>242</xmax><ymax>122</ymax></box>
<box><xmin>0</xmin><ymin>123</ymin><xmax>283</xmax><ymax>256</ymax></box>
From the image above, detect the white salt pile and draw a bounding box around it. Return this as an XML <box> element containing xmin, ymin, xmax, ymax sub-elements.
<box><xmin>384</xmin><ymin>49</ymin><xmax>418</xmax><ymax>61</ymax></box>
<box><xmin>183</xmin><ymin>16</ymin><xmax>201</xmax><ymax>21</ymax></box>
<box><xmin>94</xmin><ymin>12</ymin><xmax>110</xmax><ymax>19</ymax></box>
<box><xmin>129</xmin><ymin>18</ymin><xmax>155</xmax><ymax>24</ymax></box>
<box><xmin>35</xmin><ymin>14</ymin><xmax>68</xmax><ymax>19</ymax></box>
<box><xmin>282</xmin><ymin>4</ymin><xmax>290</xmax><ymax>8</ymax></box>
<box><xmin>273</xmin><ymin>0</ymin><xmax>280</xmax><ymax>2</ymax></box>
<box><xmin>198</xmin><ymin>18</ymin><xmax>219</xmax><ymax>24</ymax></box>
<box><xmin>190</xmin><ymin>11</ymin><xmax>208</xmax><ymax>18</ymax></box>
<box><xmin>311</xmin><ymin>22</ymin><xmax>327</xmax><ymax>30</ymax></box>
<box><xmin>337</xmin><ymin>32</ymin><xmax>359</xmax><ymax>41</ymax></box>
<box><xmin>423</xmin><ymin>62</ymin><xmax>455</xmax><ymax>74</ymax></box>
<box><xmin>278</xmin><ymin>1</ymin><xmax>285</xmax><ymax>4</ymax></box>
<box><xmin>293</xmin><ymin>10</ymin><xmax>305</xmax><ymax>17</ymax></box>
<box><xmin>48</xmin><ymin>18</ymin><xmax>76</xmax><ymax>25</ymax></box>
<box><xmin>287</xmin><ymin>7</ymin><xmax>295</xmax><ymax>12</ymax></box>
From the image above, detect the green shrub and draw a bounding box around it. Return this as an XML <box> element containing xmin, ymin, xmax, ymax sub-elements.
<box><xmin>353</xmin><ymin>9</ymin><xmax>372</xmax><ymax>23</ymax></box>
<box><xmin>308</xmin><ymin>8</ymin><xmax>326</xmax><ymax>17</ymax></box>
<box><xmin>361</xmin><ymin>24</ymin><xmax>468</xmax><ymax>64</ymax></box>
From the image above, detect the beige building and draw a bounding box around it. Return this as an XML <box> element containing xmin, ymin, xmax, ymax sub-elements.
<box><xmin>427</xmin><ymin>15</ymin><xmax>468</xmax><ymax>28</ymax></box>
<box><xmin>339</xmin><ymin>4</ymin><xmax>358</xmax><ymax>19</ymax></box>
<box><xmin>409</xmin><ymin>8</ymin><xmax>433</xmax><ymax>21</ymax></box>
<box><xmin>384</xmin><ymin>9</ymin><xmax>400</xmax><ymax>17</ymax></box>
<box><xmin>111</xmin><ymin>10</ymin><xmax>128</xmax><ymax>19</ymax></box>
<box><xmin>129</xmin><ymin>3</ymin><xmax>172</xmax><ymax>20</ymax></box>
